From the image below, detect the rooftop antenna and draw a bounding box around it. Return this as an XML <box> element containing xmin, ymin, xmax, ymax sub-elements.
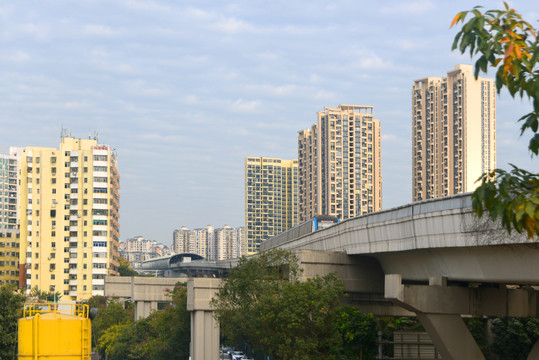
<box><xmin>94</xmin><ymin>131</ymin><xmax>99</xmax><ymax>141</ymax></box>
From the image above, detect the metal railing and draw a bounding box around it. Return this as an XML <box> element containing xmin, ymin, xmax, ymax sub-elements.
<box><xmin>23</xmin><ymin>302</ymin><xmax>89</xmax><ymax>318</ymax></box>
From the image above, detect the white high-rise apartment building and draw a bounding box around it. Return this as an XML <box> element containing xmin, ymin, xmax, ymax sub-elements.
<box><xmin>172</xmin><ymin>225</ymin><xmax>245</xmax><ymax>260</ymax></box>
<box><xmin>0</xmin><ymin>150</ymin><xmax>20</xmax><ymax>286</ymax></box>
<box><xmin>298</xmin><ymin>105</ymin><xmax>382</xmax><ymax>222</ymax></box>
<box><xmin>412</xmin><ymin>65</ymin><xmax>496</xmax><ymax>201</ymax></box>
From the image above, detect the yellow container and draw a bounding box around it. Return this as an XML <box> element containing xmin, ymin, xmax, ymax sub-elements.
<box><xmin>18</xmin><ymin>303</ymin><xmax>91</xmax><ymax>360</ymax></box>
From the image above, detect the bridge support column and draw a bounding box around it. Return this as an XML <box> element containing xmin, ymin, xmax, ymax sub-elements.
<box><xmin>416</xmin><ymin>313</ymin><xmax>485</xmax><ymax>360</ymax></box>
<box><xmin>187</xmin><ymin>278</ymin><xmax>222</xmax><ymax>360</ymax></box>
<box><xmin>527</xmin><ymin>339</ymin><xmax>539</xmax><ymax>360</ymax></box>
<box><xmin>385</xmin><ymin>274</ymin><xmax>486</xmax><ymax>360</ymax></box>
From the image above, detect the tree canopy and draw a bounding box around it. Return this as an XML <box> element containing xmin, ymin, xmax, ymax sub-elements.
<box><xmin>95</xmin><ymin>283</ymin><xmax>190</xmax><ymax>360</ymax></box>
<box><xmin>451</xmin><ymin>3</ymin><xmax>539</xmax><ymax>238</ymax></box>
<box><xmin>0</xmin><ymin>285</ymin><xmax>26</xmax><ymax>360</ymax></box>
<box><xmin>211</xmin><ymin>249</ymin><xmax>379</xmax><ymax>360</ymax></box>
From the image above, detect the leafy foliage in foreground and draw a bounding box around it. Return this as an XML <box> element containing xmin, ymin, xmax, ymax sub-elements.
<box><xmin>0</xmin><ymin>285</ymin><xmax>26</xmax><ymax>360</ymax></box>
<box><xmin>95</xmin><ymin>283</ymin><xmax>190</xmax><ymax>360</ymax></box>
<box><xmin>451</xmin><ymin>3</ymin><xmax>539</xmax><ymax>238</ymax></box>
<box><xmin>212</xmin><ymin>249</ymin><xmax>378</xmax><ymax>360</ymax></box>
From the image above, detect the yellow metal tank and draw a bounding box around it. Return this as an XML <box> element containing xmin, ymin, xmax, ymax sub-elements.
<box><xmin>18</xmin><ymin>303</ymin><xmax>91</xmax><ymax>360</ymax></box>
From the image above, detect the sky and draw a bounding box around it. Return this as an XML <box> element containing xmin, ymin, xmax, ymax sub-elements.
<box><xmin>1</xmin><ymin>1</ymin><xmax>537</xmax><ymax>246</ymax></box>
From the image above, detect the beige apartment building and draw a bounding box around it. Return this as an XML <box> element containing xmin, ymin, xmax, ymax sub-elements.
<box><xmin>172</xmin><ymin>226</ymin><xmax>191</xmax><ymax>254</ymax></box>
<box><xmin>0</xmin><ymin>152</ymin><xmax>20</xmax><ymax>286</ymax></box>
<box><xmin>412</xmin><ymin>64</ymin><xmax>496</xmax><ymax>201</ymax></box>
<box><xmin>298</xmin><ymin>105</ymin><xmax>382</xmax><ymax>222</ymax></box>
<box><xmin>18</xmin><ymin>135</ymin><xmax>120</xmax><ymax>300</ymax></box>
<box><xmin>245</xmin><ymin>157</ymin><xmax>298</xmax><ymax>254</ymax></box>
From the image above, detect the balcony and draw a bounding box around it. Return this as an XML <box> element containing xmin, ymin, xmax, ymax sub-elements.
<box><xmin>69</xmin><ymin>279</ymin><xmax>77</xmax><ymax>286</ymax></box>
<box><xmin>92</xmin><ymin>290</ymin><xmax>105</xmax><ymax>297</ymax></box>
<box><xmin>92</xmin><ymin>268</ymin><xmax>107</xmax><ymax>275</ymax></box>
<box><xmin>92</xmin><ymin>278</ymin><xmax>105</xmax><ymax>286</ymax></box>
<box><xmin>69</xmin><ymin>268</ymin><xmax>78</xmax><ymax>275</ymax></box>
<box><xmin>69</xmin><ymin>290</ymin><xmax>77</xmax><ymax>297</ymax></box>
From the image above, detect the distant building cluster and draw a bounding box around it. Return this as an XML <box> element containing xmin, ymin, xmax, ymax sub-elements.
<box><xmin>118</xmin><ymin>236</ymin><xmax>171</xmax><ymax>269</ymax></box>
<box><xmin>172</xmin><ymin>225</ymin><xmax>245</xmax><ymax>260</ymax></box>
<box><xmin>245</xmin><ymin>65</ymin><xmax>496</xmax><ymax>253</ymax></box>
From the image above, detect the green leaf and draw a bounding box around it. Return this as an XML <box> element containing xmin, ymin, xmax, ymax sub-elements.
<box><xmin>529</xmin><ymin>134</ymin><xmax>539</xmax><ymax>155</ymax></box>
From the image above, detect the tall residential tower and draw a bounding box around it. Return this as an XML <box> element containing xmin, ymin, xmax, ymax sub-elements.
<box><xmin>298</xmin><ymin>105</ymin><xmax>382</xmax><ymax>222</ymax></box>
<box><xmin>245</xmin><ymin>157</ymin><xmax>298</xmax><ymax>254</ymax></box>
<box><xmin>0</xmin><ymin>151</ymin><xmax>20</xmax><ymax>287</ymax></box>
<box><xmin>19</xmin><ymin>135</ymin><xmax>120</xmax><ymax>300</ymax></box>
<box><xmin>412</xmin><ymin>64</ymin><xmax>496</xmax><ymax>201</ymax></box>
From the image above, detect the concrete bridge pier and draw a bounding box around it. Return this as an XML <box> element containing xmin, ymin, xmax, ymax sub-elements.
<box><xmin>416</xmin><ymin>313</ymin><xmax>485</xmax><ymax>360</ymax></box>
<box><xmin>187</xmin><ymin>278</ymin><xmax>222</xmax><ymax>360</ymax></box>
<box><xmin>385</xmin><ymin>274</ymin><xmax>539</xmax><ymax>360</ymax></box>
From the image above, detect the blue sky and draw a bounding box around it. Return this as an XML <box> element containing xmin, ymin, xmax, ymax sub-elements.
<box><xmin>1</xmin><ymin>0</ymin><xmax>537</xmax><ymax>246</ymax></box>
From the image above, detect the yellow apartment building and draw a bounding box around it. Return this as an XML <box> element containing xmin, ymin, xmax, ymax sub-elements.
<box><xmin>412</xmin><ymin>64</ymin><xmax>496</xmax><ymax>201</ymax></box>
<box><xmin>18</xmin><ymin>135</ymin><xmax>120</xmax><ymax>300</ymax></box>
<box><xmin>298</xmin><ymin>105</ymin><xmax>382</xmax><ymax>222</ymax></box>
<box><xmin>245</xmin><ymin>157</ymin><xmax>298</xmax><ymax>254</ymax></box>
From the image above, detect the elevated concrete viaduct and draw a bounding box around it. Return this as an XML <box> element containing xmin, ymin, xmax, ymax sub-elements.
<box><xmin>106</xmin><ymin>194</ymin><xmax>539</xmax><ymax>360</ymax></box>
<box><xmin>261</xmin><ymin>193</ymin><xmax>539</xmax><ymax>360</ymax></box>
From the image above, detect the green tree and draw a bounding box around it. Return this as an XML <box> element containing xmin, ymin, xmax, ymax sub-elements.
<box><xmin>30</xmin><ymin>287</ymin><xmax>62</xmax><ymax>302</ymax></box>
<box><xmin>95</xmin><ymin>282</ymin><xmax>190</xmax><ymax>360</ymax></box>
<box><xmin>212</xmin><ymin>249</ymin><xmax>303</xmax><ymax>353</ymax></box>
<box><xmin>451</xmin><ymin>3</ymin><xmax>539</xmax><ymax>238</ymax></box>
<box><xmin>86</xmin><ymin>296</ymin><xmax>133</xmax><ymax>352</ymax></box>
<box><xmin>335</xmin><ymin>306</ymin><xmax>377</xmax><ymax>360</ymax></box>
<box><xmin>118</xmin><ymin>256</ymin><xmax>139</xmax><ymax>276</ymax></box>
<box><xmin>212</xmin><ymin>249</ymin><xmax>347</xmax><ymax>360</ymax></box>
<box><xmin>0</xmin><ymin>285</ymin><xmax>26</xmax><ymax>360</ymax></box>
<box><xmin>254</xmin><ymin>274</ymin><xmax>344</xmax><ymax>360</ymax></box>
<box><xmin>131</xmin><ymin>283</ymin><xmax>190</xmax><ymax>360</ymax></box>
<box><xmin>489</xmin><ymin>317</ymin><xmax>539</xmax><ymax>360</ymax></box>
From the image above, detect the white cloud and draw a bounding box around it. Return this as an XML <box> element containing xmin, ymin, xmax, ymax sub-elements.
<box><xmin>126</xmin><ymin>80</ymin><xmax>168</xmax><ymax>96</ymax></box>
<box><xmin>230</xmin><ymin>98</ymin><xmax>261</xmax><ymax>113</ymax></box>
<box><xmin>309</xmin><ymin>74</ymin><xmax>322</xmax><ymax>83</ymax></box>
<box><xmin>246</xmin><ymin>84</ymin><xmax>298</xmax><ymax>97</ymax></box>
<box><xmin>213</xmin><ymin>18</ymin><xmax>253</xmax><ymax>34</ymax></box>
<box><xmin>381</xmin><ymin>1</ymin><xmax>435</xmax><ymax>14</ymax></box>
<box><xmin>1</xmin><ymin>51</ymin><xmax>30</xmax><ymax>62</ymax></box>
<box><xmin>16</xmin><ymin>23</ymin><xmax>50</xmax><ymax>41</ymax></box>
<box><xmin>352</xmin><ymin>50</ymin><xmax>393</xmax><ymax>70</ymax></box>
<box><xmin>83</xmin><ymin>25</ymin><xmax>117</xmax><ymax>37</ymax></box>
<box><xmin>184</xmin><ymin>95</ymin><xmax>200</xmax><ymax>104</ymax></box>
<box><xmin>137</xmin><ymin>133</ymin><xmax>186</xmax><ymax>143</ymax></box>
<box><xmin>122</xmin><ymin>0</ymin><xmax>170</xmax><ymax>12</ymax></box>
<box><xmin>358</xmin><ymin>55</ymin><xmax>392</xmax><ymax>70</ymax></box>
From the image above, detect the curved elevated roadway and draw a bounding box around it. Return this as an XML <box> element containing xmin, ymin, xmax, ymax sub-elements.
<box><xmin>261</xmin><ymin>193</ymin><xmax>538</xmax><ymax>285</ymax></box>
